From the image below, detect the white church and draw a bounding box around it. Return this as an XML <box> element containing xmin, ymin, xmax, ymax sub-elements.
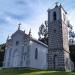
<box><xmin>3</xmin><ymin>26</ymin><xmax>48</xmax><ymax>69</ymax></box>
<box><xmin>3</xmin><ymin>4</ymin><xmax>74</xmax><ymax>71</ymax></box>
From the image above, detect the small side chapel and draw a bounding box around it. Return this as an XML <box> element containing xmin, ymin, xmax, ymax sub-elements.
<box><xmin>3</xmin><ymin>3</ymin><xmax>74</xmax><ymax>71</ymax></box>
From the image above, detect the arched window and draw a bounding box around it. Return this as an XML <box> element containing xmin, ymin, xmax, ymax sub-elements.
<box><xmin>35</xmin><ymin>48</ymin><xmax>38</xmax><ymax>59</ymax></box>
<box><xmin>16</xmin><ymin>41</ymin><xmax>19</xmax><ymax>46</ymax></box>
<box><xmin>53</xmin><ymin>11</ymin><xmax>57</xmax><ymax>21</ymax></box>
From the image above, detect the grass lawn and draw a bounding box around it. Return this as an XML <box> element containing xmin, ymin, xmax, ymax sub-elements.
<box><xmin>0</xmin><ymin>69</ymin><xmax>75</xmax><ymax>75</ymax></box>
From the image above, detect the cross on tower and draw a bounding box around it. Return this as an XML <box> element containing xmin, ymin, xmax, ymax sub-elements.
<box><xmin>55</xmin><ymin>2</ymin><xmax>59</xmax><ymax>6</ymax></box>
<box><xmin>18</xmin><ymin>23</ymin><xmax>21</xmax><ymax>30</ymax></box>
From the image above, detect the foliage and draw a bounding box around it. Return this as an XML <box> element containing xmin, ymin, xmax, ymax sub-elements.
<box><xmin>38</xmin><ymin>21</ymin><xmax>48</xmax><ymax>39</ymax></box>
<box><xmin>0</xmin><ymin>44</ymin><xmax>5</xmax><ymax>66</ymax></box>
<box><xmin>69</xmin><ymin>45</ymin><xmax>75</xmax><ymax>67</ymax></box>
<box><xmin>0</xmin><ymin>44</ymin><xmax>5</xmax><ymax>52</ymax></box>
<box><xmin>39</xmin><ymin>37</ymin><xmax>48</xmax><ymax>45</ymax></box>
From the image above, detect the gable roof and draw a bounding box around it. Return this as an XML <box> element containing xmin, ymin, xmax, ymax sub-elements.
<box><xmin>11</xmin><ymin>29</ymin><xmax>25</xmax><ymax>38</ymax></box>
<box><xmin>31</xmin><ymin>37</ymin><xmax>48</xmax><ymax>48</ymax></box>
<box><xmin>11</xmin><ymin>29</ymin><xmax>48</xmax><ymax>48</ymax></box>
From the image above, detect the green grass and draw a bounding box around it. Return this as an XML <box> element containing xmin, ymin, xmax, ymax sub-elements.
<box><xmin>0</xmin><ymin>69</ymin><xmax>75</xmax><ymax>75</ymax></box>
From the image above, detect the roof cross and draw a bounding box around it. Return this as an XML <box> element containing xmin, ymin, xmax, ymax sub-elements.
<box><xmin>55</xmin><ymin>2</ymin><xmax>59</xmax><ymax>6</ymax></box>
<box><xmin>18</xmin><ymin>23</ymin><xmax>21</xmax><ymax>30</ymax></box>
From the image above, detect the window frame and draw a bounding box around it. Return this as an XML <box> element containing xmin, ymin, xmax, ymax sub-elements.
<box><xmin>35</xmin><ymin>48</ymin><xmax>38</xmax><ymax>59</ymax></box>
<box><xmin>53</xmin><ymin>11</ymin><xmax>57</xmax><ymax>21</ymax></box>
<box><xmin>16</xmin><ymin>41</ymin><xmax>19</xmax><ymax>46</ymax></box>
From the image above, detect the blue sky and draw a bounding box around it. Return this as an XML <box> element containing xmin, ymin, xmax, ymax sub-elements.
<box><xmin>0</xmin><ymin>0</ymin><xmax>75</xmax><ymax>44</ymax></box>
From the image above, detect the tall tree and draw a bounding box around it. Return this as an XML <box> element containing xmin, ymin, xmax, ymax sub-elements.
<box><xmin>38</xmin><ymin>21</ymin><xmax>48</xmax><ymax>45</ymax></box>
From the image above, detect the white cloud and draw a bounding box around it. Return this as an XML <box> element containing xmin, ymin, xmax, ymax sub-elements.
<box><xmin>0</xmin><ymin>0</ymin><xmax>75</xmax><ymax>44</ymax></box>
<box><xmin>68</xmin><ymin>10</ymin><xmax>75</xmax><ymax>31</ymax></box>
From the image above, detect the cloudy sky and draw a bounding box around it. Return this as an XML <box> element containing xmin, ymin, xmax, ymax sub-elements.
<box><xmin>0</xmin><ymin>0</ymin><xmax>75</xmax><ymax>44</ymax></box>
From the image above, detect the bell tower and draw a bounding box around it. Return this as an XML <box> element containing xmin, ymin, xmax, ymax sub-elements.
<box><xmin>48</xmin><ymin>3</ymin><xmax>71</xmax><ymax>71</ymax></box>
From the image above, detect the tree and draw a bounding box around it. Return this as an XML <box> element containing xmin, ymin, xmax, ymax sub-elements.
<box><xmin>38</xmin><ymin>21</ymin><xmax>48</xmax><ymax>38</ymax></box>
<box><xmin>69</xmin><ymin>31</ymin><xmax>75</xmax><ymax>44</ymax></box>
<box><xmin>0</xmin><ymin>44</ymin><xmax>5</xmax><ymax>67</ymax></box>
<box><xmin>68</xmin><ymin>21</ymin><xmax>75</xmax><ymax>44</ymax></box>
<box><xmin>69</xmin><ymin>45</ymin><xmax>75</xmax><ymax>68</ymax></box>
<box><xmin>38</xmin><ymin>21</ymin><xmax>48</xmax><ymax>45</ymax></box>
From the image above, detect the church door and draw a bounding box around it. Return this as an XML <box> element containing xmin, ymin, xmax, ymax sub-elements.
<box><xmin>53</xmin><ymin>54</ymin><xmax>57</xmax><ymax>70</ymax></box>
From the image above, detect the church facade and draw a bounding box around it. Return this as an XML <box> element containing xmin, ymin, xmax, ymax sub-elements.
<box><xmin>3</xmin><ymin>29</ymin><xmax>48</xmax><ymax>69</ymax></box>
<box><xmin>3</xmin><ymin>4</ymin><xmax>74</xmax><ymax>71</ymax></box>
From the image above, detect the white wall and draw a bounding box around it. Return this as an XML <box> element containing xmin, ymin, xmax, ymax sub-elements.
<box><xmin>4</xmin><ymin>30</ymin><xmax>25</xmax><ymax>68</ymax></box>
<box><xmin>29</xmin><ymin>40</ymin><xmax>48</xmax><ymax>69</ymax></box>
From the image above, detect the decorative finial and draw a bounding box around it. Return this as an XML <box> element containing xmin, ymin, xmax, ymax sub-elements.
<box><xmin>55</xmin><ymin>2</ymin><xmax>59</xmax><ymax>6</ymax></box>
<box><xmin>24</xmin><ymin>30</ymin><xmax>25</xmax><ymax>33</ymax></box>
<box><xmin>29</xmin><ymin>28</ymin><xmax>31</xmax><ymax>36</ymax></box>
<box><xmin>7</xmin><ymin>35</ymin><xmax>9</xmax><ymax>41</ymax></box>
<box><xmin>18</xmin><ymin>23</ymin><xmax>21</xmax><ymax>30</ymax></box>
